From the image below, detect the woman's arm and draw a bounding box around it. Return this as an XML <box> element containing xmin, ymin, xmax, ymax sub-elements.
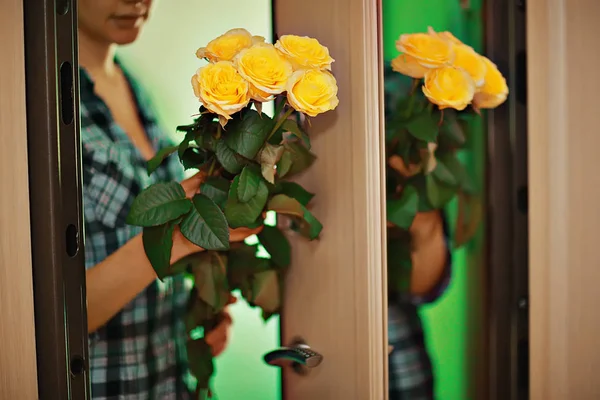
<box><xmin>86</xmin><ymin>233</ymin><xmax>158</xmax><ymax>333</ymax></box>
<box><xmin>409</xmin><ymin>210</ymin><xmax>449</xmax><ymax>297</ymax></box>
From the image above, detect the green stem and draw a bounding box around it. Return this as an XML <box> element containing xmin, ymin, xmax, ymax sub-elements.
<box><xmin>207</xmin><ymin>158</ymin><xmax>217</xmax><ymax>176</ymax></box>
<box><xmin>403</xmin><ymin>79</ymin><xmax>421</xmax><ymax>119</ymax></box>
<box><xmin>267</xmin><ymin>107</ymin><xmax>294</xmax><ymax>140</ymax></box>
<box><xmin>427</xmin><ymin>102</ymin><xmax>434</xmax><ymax>113</ymax></box>
<box><xmin>215</xmin><ymin>124</ymin><xmax>222</xmax><ymax>140</ymax></box>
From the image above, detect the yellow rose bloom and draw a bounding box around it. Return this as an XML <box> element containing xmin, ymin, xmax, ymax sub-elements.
<box><xmin>234</xmin><ymin>43</ymin><xmax>293</xmax><ymax>102</ymax></box>
<box><xmin>391</xmin><ymin>53</ymin><xmax>429</xmax><ymax>79</ymax></box>
<box><xmin>191</xmin><ymin>61</ymin><xmax>250</xmax><ymax>124</ymax></box>
<box><xmin>286</xmin><ymin>69</ymin><xmax>339</xmax><ymax>117</ymax></box>
<box><xmin>427</xmin><ymin>26</ymin><xmax>464</xmax><ymax>46</ymax></box>
<box><xmin>396</xmin><ymin>32</ymin><xmax>454</xmax><ymax>69</ymax></box>
<box><xmin>451</xmin><ymin>44</ymin><xmax>487</xmax><ymax>87</ymax></box>
<box><xmin>196</xmin><ymin>28</ymin><xmax>265</xmax><ymax>62</ymax></box>
<box><xmin>275</xmin><ymin>35</ymin><xmax>334</xmax><ymax>71</ymax></box>
<box><xmin>422</xmin><ymin>66</ymin><xmax>475</xmax><ymax>111</ymax></box>
<box><xmin>473</xmin><ymin>56</ymin><xmax>509</xmax><ymax>109</ymax></box>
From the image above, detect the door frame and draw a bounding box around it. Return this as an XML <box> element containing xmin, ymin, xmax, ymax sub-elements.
<box><xmin>0</xmin><ymin>0</ymin><xmax>38</xmax><ymax>398</ymax></box>
<box><xmin>528</xmin><ymin>0</ymin><xmax>600</xmax><ymax>398</ymax></box>
<box><xmin>275</xmin><ymin>1</ymin><xmax>388</xmax><ymax>399</ymax></box>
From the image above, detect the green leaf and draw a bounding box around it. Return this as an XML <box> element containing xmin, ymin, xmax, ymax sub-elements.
<box><xmin>192</xmin><ymin>252</ymin><xmax>230</xmax><ymax>311</ymax></box>
<box><xmin>258</xmin><ymin>143</ymin><xmax>284</xmax><ymax>184</ymax></box>
<box><xmin>406</xmin><ymin>111</ymin><xmax>439</xmax><ymax>142</ymax></box>
<box><xmin>180</xmin><ymin>194</ymin><xmax>230</xmax><ymax>250</ymax></box>
<box><xmin>185</xmin><ymin>288</ymin><xmax>217</xmax><ymax>334</ymax></box>
<box><xmin>276</xmin><ymin>150</ymin><xmax>293</xmax><ymax>178</ymax></box>
<box><xmin>275</xmin><ymin>182</ymin><xmax>314</xmax><ymax>206</ymax></box>
<box><xmin>439</xmin><ymin>154</ymin><xmax>477</xmax><ymax>194</ymax></box>
<box><xmin>142</xmin><ymin>220</ymin><xmax>178</xmax><ymax>280</ymax></box>
<box><xmin>187</xmin><ymin>338</ymin><xmax>214</xmax><ymax>390</ymax></box>
<box><xmin>387</xmin><ymin>237</ymin><xmax>412</xmax><ymax>294</ymax></box>
<box><xmin>180</xmin><ymin>148</ymin><xmax>208</xmax><ymax>170</ymax></box>
<box><xmin>267</xmin><ymin>194</ymin><xmax>322</xmax><ymax>239</ymax></box>
<box><xmin>243</xmin><ymin>270</ymin><xmax>281</xmax><ymax>314</ymax></box>
<box><xmin>200</xmin><ymin>177</ymin><xmax>230</xmax><ymax>209</ymax></box>
<box><xmin>215</xmin><ymin>141</ymin><xmax>246</xmax><ymax>174</ymax></box>
<box><xmin>225</xmin><ymin>110</ymin><xmax>273</xmax><ymax>159</ymax></box>
<box><xmin>224</xmin><ymin>174</ymin><xmax>269</xmax><ymax>228</ymax></box>
<box><xmin>387</xmin><ymin>185</ymin><xmax>419</xmax><ymax>229</ymax></box>
<box><xmin>147</xmin><ymin>145</ymin><xmax>178</xmax><ymax>175</ymax></box>
<box><xmin>440</xmin><ymin>116</ymin><xmax>466</xmax><ymax>146</ymax></box>
<box><xmin>227</xmin><ymin>243</ymin><xmax>271</xmax><ymax>288</ymax></box>
<box><xmin>276</xmin><ymin>142</ymin><xmax>316</xmax><ymax>179</ymax></box>
<box><xmin>127</xmin><ymin>182</ymin><xmax>192</xmax><ymax>227</ymax></box>
<box><xmin>178</xmin><ymin>129</ymin><xmax>199</xmax><ymax>159</ymax></box>
<box><xmin>237</xmin><ymin>166</ymin><xmax>261</xmax><ymax>203</ymax></box>
<box><xmin>281</xmin><ymin>119</ymin><xmax>311</xmax><ymax>149</ymax></box>
<box><xmin>426</xmin><ymin>174</ymin><xmax>456</xmax><ymax>208</ymax></box>
<box><xmin>431</xmin><ymin>159</ymin><xmax>458</xmax><ymax>187</ymax></box>
<box><xmin>258</xmin><ymin>226</ymin><xmax>291</xmax><ymax>268</ymax></box>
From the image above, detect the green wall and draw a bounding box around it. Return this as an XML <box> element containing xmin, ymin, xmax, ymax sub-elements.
<box><xmin>383</xmin><ymin>1</ymin><xmax>484</xmax><ymax>399</ymax></box>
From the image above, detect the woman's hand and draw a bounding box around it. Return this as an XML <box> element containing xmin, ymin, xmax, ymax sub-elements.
<box><xmin>205</xmin><ymin>295</ymin><xmax>237</xmax><ymax>356</ymax></box>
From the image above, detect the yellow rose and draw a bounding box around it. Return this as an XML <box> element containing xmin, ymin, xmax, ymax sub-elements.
<box><xmin>422</xmin><ymin>66</ymin><xmax>475</xmax><ymax>111</ymax></box>
<box><xmin>286</xmin><ymin>69</ymin><xmax>339</xmax><ymax>117</ymax></box>
<box><xmin>451</xmin><ymin>44</ymin><xmax>487</xmax><ymax>87</ymax></box>
<box><xmin>275</xmin><ymin>35</ymin><xmax>334</xmax><ymax>71</ymax></box>
<box><xmin>391</xmin><ymin>53</ymin><xmax>429</xmax><ymax>79</ymax></box>
<box><xmin>427</xmin><ymin>27</ymin><xmax>463</xmax><ymax>46</ymax></box>
<box><xmin>196</xmin><ymin>28</ymin><xmax>265</xmax><ymax>62</ymax></box>
<box><xmin>473</xmin><ymin>56</ymin><xmax>509</xmax><ymax>109</ymax></box>
<box><xmin>234</xmin><ymin>43</ymin><xmax>293</xmax><ymax>102</ymax></box>
<box><xmin>191</xmin><ymin>61</ymin><xmax>250</xmax><ymax>124</ymax></box>
<box><xmin>396</xmin><ymin>32</ymin><xmax>454</xmax><ymax>69</ymax></box>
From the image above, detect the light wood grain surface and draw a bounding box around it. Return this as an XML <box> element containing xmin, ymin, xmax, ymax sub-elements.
<box><xmin>529</xmin><ymin>0</ymin><xmax>600</xmax><ymax>398</ymax></box>
<box><xmin>276</xmin><ymin>1</ymin><xmax>388</xmax><ymax>399</ymax></box>
<box><xmin>0</xmin><ymin>0</ymin><xmax>39</xmax><ymax>399</ymax></box>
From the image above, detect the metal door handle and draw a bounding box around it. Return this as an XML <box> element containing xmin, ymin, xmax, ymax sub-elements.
<box><xmin>263</xmin><ymin>338</ymin><xmax>323</xmax><ymax>375</ymax></box>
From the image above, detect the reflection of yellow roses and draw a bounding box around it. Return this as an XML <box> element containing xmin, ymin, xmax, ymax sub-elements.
<box><xmin>451</xmin><ymin>44</ymin><xmax>487</xmax><ymax>87</ymax></box>
<box><xmin>428</xmin><ymin>27</ymin><xmax>463</xmax><ymax>46</ymax></box>
<box><xmin>396</xmin><ymin>32</ymin><xmax>454</xmax><ymax>69</ymax></box>
<box><xmin>196</xmin><ymin>28</ymin><xmax>265</xmax><ymax>62</ymax></box>
<box><xmin>275</xmin><ymin>35</ymin><xmax>334</xmax><ymax>71</ymax></box>
<box><xmin>422</xmin><ymin>66</ymin><xmax>475</xmax><ymax>111</ymax></box>
<box><xmin>473</xmin><ymin>56</ymin><xmax>509</xmax><ymax>109</ymax></box>
<box><xmin>191</xmin><ymin>61</ymin><xmax>250</xmax><ymax>124</ymax></box>
<box><xmin>391</xmin><ymin>53</ymin><xmax>429</xmax><ymax>79</ymax></box>
<box><xmin>286</xmin><ymin>69</ymin><xmax>339</xmax><ymax>117</ymax></box>
<box><xmin>234</xmin><ymin>43</ymin><xmax>293</xmax><ymax>102</ymax></box>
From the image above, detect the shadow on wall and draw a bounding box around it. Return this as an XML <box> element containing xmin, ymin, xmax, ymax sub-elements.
<box><xmin>117</xmin><ymin>1</ymin><xmax>281</xmax><ymax>399</ymax></box>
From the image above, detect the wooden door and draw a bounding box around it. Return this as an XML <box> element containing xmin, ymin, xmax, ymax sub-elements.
<box><xmin>275</xmin><ymin>1</ymin><xmax>388</xmax><ymax>399</ymax></box>
<box><xmin>528</xmin><ymin>0</ymin><xmax>600</xmax><ymax>398</ymax></box>
<box><xmin>0</xmin><ymin>0</ymin><xmax>38</xmax><ymax>398</ymax></box>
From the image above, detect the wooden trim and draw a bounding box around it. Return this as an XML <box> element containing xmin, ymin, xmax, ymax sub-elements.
<box><xmin>528</xmin><ymin>0</ymin><xmax>600</xmax><ymax>398</ymax></box>
<box><xmin>275</xmin><ymin>1</ymin><xmax>387</xmax><ymax>399</ymax></box>
<box><xmin>0</xmin><ymin>0</ymin><xmax>39</xmax><ymax>397</ymax></box>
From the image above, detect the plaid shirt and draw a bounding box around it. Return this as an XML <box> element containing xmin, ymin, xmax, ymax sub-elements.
<box><xmin>80</xmin><ymin>66</ymin><xmax>193</xmax><ymax>399</ymax></box>
<box><xmin>384</xmin><ymin>63</ymin><xmax>453</xmax><ymax>400</ymax></box>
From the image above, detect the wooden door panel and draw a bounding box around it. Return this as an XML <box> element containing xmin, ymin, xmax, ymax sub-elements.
<box><xmin>275</xmin><ymin>2</ymin><xmax>388</xmax><ymax>399</ymax></box>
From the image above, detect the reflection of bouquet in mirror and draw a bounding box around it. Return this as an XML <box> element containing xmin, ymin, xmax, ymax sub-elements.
<box><xmin>386</xmin><ymin>27</ymin><xmax>508</xmax><ymax>292</ymax></box>
<box><xmin>125</xmin><ymin>28</ymin><xmax>339</xmax><ymax>396</ymax></box>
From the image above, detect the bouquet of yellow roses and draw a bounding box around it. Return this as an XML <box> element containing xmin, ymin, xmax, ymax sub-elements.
<box><xmin>126</xmin><ymin>28</ymin><xmax>338</xmax><ymax>396</ymax></box>
<box><xmin>385</xmin><ymin>27</ymin><xmax>508</xmax><ymax>292</ymax></box>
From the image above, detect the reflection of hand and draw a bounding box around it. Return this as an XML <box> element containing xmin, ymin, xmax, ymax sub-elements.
<box><xmin>409</xmin><ymin>211</ymin><xmax>443</xmax><ymax>245</ymax></box>
<box><xmin>205</xmin><ymin>295</ymin><xmax>237</xmax><ymax>357</ymax></box>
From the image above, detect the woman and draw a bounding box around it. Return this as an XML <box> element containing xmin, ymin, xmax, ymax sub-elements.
<box><xmin>79</xmin><ymin>1</ymin><xmax>260</xmax><ymax>398</ymax></box>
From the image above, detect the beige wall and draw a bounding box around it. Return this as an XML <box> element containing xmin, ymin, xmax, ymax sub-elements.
<box><xmin>0</xmin><ymin>0</ymin><xmax>38</xmax><ymax>398</ymax></box>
